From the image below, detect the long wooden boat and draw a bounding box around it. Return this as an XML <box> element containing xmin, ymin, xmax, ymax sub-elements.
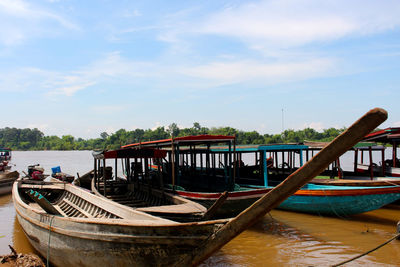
<box><xmin>13</xmin><ymin>179</ymin><xmax>228</xmax><ymax>266</ymax></box>
<box><xmin>172</xmin><ymin>178</ymin><xmax>400</xmax><ymax>217</ymax></box>
<box><xmin>0</xmin><ymin>170</ymin><xmax>19</xmax><ymax>195</ymax></box>
<box><xmin>13</xmin><ymin>108</ymin><xmax>389</xmax><ymax>266</ymax></box>
<box><xmin>362</xmin><ymin>127</ymin><xmax>400</xmax><ymax>177</ymax></box>
<box><xmin>305</xmin><ymin>140</ymin><xmax>400</xmax><ymax>186</ymax></box>
<box><xmin>122</xmin><ymin>137</ymin><xmax>400</xmax><ymax>217</ymax></box>
<box><xmin>0</xmin><ymin>147</ymin><xmax>11</xmax><ymax>161</ymax></box>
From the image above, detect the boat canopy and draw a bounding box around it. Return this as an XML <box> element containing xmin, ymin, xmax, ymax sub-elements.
<box><xmin>122</xmin><ymin>135</ymin><xmax>235</xmax><ymax>149</ymax></box>
<box><xmin>211</xmin><ymin>144</ymin><xmax>308</xmax><ymax>152</ymax></box>
<box><xmin>92</xmin><ymin>148</ymin><xmax>167</xmax><ymax>160</ymax></box>
<box><xmin>363</xmin><ymin>127</ymin><xmax>400</xmax><ymax>143</ymax></box>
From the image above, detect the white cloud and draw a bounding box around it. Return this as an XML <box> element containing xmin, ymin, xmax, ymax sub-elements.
<box><xmin>90</xmin><ymin>105</ymin><xmax>126</xmax><ymax>114</ymax></box>
<box><xmin>181</xmin><ymin>58</ymin><xmax>336</xmax><ymax>86</ymax></box>
<box><xmin>0</xmin><ymin>0</ymin><xmax>79</xmax><ymax>45</ymax></box>
<box><xmin>46</xmin><ymin>52</ymin><xmax>154</xmax><ymax>96</ymax></box>
<box><xmin>198</xmin><ymin>0</ymin><xmax>400</xmax><ymax>49</ymax></box>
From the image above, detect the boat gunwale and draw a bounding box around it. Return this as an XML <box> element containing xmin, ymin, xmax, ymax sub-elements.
<box><xmin>13</xmin><ymin>180</ymin><xmax>229</xmax><ymax>228</ymax></box>
<box><xmin>171</xmin><ymin>185</ymin><xmax>400</xmax><ymax>199</ymax></box>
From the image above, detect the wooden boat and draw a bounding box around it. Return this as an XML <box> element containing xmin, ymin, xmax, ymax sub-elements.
<box><xmin>304</xmin><ymin>141</ymin><xmax>400</xmax><ymax>186</ymax></box>
<box><xmin>90</xmin><ymin>149</ymin><xmax>207</xmax><ymax>222</ymax></box>
<box><xmin>13</xmin><ymin>178</ymin><xmax>228</xmax><ymax>266</ymax></box>
<box><xmin>0</xmin><ymin>147</ymin><xmax>11</xmax><ymax>161</ymax></box>
<box><xmin>12</xmin><ymin>107</ymin><xmax>388</xmax><ymax>266</ymax></box>
<box><xmin>50</xmin><ymin>165</ymin><xmax>75</xmax><ymax>183</ymax></box>
<box><xmin>122</xmin><ymin>136</ymin><xmax>400</xmax><ymax>217</ymax></box>
<box><xmin>73</xmin><ymin>169</ymin><xmax>94</xmax><ymax>189</ymax></box>
<box><xmin>362</xmin><ymin>127</ymin><xmax>400</xmax><ymax>177</ymax></box>
<box><xmin>0</xmin><ymin>170</ymin><xmax>19</xmax><ymax>195</ymax></box>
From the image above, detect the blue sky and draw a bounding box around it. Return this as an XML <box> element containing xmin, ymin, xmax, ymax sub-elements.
<box><xmin>1</xmin><ymin>0</ymin><xmax>400</xmax><ymax>139</ymax></box>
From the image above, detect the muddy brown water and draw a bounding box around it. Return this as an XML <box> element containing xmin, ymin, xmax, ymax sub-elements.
<box><xmin>2</xmin><ymin>151</ymin><xmax>400</xmax><ymax>266</ymax></box>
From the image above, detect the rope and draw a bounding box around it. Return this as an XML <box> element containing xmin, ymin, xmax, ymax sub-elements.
<box><xmin>332</xmin><ymin>233</ymin><xmax>400</xmax><ymax>267</ymax></box>
<box><xmin>47</xmin><ymin>215</ymin><xmax>55</xmax><ymax>267</ymax></box>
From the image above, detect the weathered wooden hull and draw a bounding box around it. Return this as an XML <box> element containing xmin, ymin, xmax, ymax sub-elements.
<box><xmin>13</xmin><ymin>180</ymin><xmax>227</xmax><ymax>266</ymax></box>
<box><xmin>0</xmin><ymin>171</ymin><xmax>19</xmax><ymax>195</ymax></box>
<box><xmin>174</xmin><ymin>188</ymin><xmax>268</xmax><ymax>218</ymax></box>
<box><xmin>174</xmin><ymin>184</ymin><xmax>400</xmax><ymax>217</ymax></box>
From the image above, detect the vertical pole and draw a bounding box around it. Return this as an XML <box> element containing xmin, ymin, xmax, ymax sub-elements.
<box><xmin>97</xmin><ymin>159</ymin><xmax>101</xmax><ymax>191</ymax></box>
<box><xmin>94</xmin><ymin>158</ymin><xmax>97</xmax><ymax>187</ymax></box>
<box><xmin>233</xmin><ymin>138</ymin><xmax>236</xmax><ymax>184</ymax></box>
<box><xmin>103</xmin><ymin>158</ymin><xmax>106</xmax><ymax>196</ymax></box>
<box><xmin>176</xmin><ymin>143</ymin><xmax>180</xmax><ymax>186</ymax></box>
<box><xmin>200</xmin><ymin>152</ymin><xmax>203</xmax><ymax>171</ymax></box>
<box><xmin>299</xmin><ymin>149</ymin><xmax>303</xmax><ymax>167</ymax></box>
<box><xmin>337</xmin><ymin>158</ymin><xmax>342</xmax><ymax>179</ymax></box>
<box><xmin>115</xmin><ymin>158</ymin><xmax>117</xmax><ymax>181</ymax></box>
<box><xmin>361</xmin><ymin>149</ymin><xmax>364</xmax><ymax>164</ymax></box>
<box><xmin>127</xmin><ymin>158</ymin><xmax>130</xmax><ymax>180</ymax></box>
<box><xmin>382</xmin><ymin>148</ymin><xmax>386</xmax><ymax>176</ymax></box>
<box><xmin>393</xmin><ymin>141</ymin><xmax>397</xmax><ymax>168</ymax></box>
<box><xmin>263</xmin><ymin>150</ymin><xmax>268</xmax><ymax>187</ymax></box>
<box><xmin>369</xmin><ymin>146</ymin><xmax>373</xmax><ymax>180</ymax></box>
<box><xmin>228</xmin><ymin>141</ymin><xmax>232</xmax><ymax>190</ymax></box>
<box><xmin>293</xmin><ymin>151</ymin><xmax>296</xmax><ymax>168</ymax></box>
<box><xmin>354</xmin><ymin>149</ymin><xmax>358</xmax><ymax>173</ymax></box>
<box><xmin>171</xmin><ymin>138</ymin><xmax>175</xmax><ymax>189</ymax></box>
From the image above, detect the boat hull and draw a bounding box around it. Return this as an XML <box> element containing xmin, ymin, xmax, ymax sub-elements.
<box><xmin>13</xmin><ymin>180</ymin><xmax>226</xmax><ymax>267</ymax></box>
<box><xmin>279</xmin><ymin>191</ymin><xmax>400</xmax><ymax>216</ymax></box>
<box><xmin>0</xmin><ymin>171</ymin><xmax>19</xmax><ymax>195</ymax></box>
<box><xmin>174</xmin><ymin>185</ymin><xmax>400</xmax><ymax>217</ymax></box>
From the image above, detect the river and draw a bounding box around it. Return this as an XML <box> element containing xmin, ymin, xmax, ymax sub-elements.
<box><xmin>2</xmin><ymin>151</ymin><xmax>400</xmax><ymax>266</ymax></box>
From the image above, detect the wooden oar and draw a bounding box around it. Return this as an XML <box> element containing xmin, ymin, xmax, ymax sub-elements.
<box><xmin>178</xmin><ymin>107</ymin><xmax>388</xmax><ymax>266</ymax></box>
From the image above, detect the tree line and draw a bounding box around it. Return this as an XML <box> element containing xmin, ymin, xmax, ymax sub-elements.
<box><xmin>0</xmin><ymin>123</ymin><xmax>346</xmax><ymax>151</ymax></box>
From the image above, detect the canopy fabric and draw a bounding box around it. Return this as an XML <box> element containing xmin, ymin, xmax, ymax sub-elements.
<box><xmin>92</xmin><ymin>148</ymin><xmax>167</xmax><ymax>159</ymax></box>
<box><xmin>122</xmin><ymin>134</ymin><xmax>235</xmax><ymax>149</ymax></box>
<box><xmin>363</xmin><ymin>127</ymin><xmax>400</xmax><ymax>143</ymax></box>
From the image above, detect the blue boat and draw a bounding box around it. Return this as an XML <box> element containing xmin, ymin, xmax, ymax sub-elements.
<box><xmin>214</xmin><ymin>144</ymin><xmax>400</xmax><ymax>216</ymax></box>
<box><xmin>123</xmin><ymin>138</ymin><xmax>400</xmax><ymax>217</ymax></box>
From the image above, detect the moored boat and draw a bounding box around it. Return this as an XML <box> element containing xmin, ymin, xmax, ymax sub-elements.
<box><xmin>12</xmin><ymin>108</ymin><xmax>389</xmax><ymax>266</ymax></box>
<box><xmin>0</xmin><ymin>170</ymin><xmax>19</xmax><ymax>195</ymax></box>
<box><xmin>0</xmin><ymin>147</ymin><xmax>11</xmax><ymax>161</ymax></box>
<box><xmin>305</xmin><ymin>141</ymin><xmax>400</xmax><ymax>186</ymax></box>
<box><xmin>122</xmin><ymin>136</ymin><xmax>400</xmax><ymax>217</ymax></box>
<box><xmin>50</xmin><ymin>166</ymin><xmax>74</xmax><ymax>183</ymax></box>
<box><xmin>13</xmin><ymin>178</ymin><xmax>228</xmax><ymax>266</ymax></box>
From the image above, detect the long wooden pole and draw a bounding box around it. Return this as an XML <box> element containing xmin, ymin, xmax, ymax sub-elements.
<box><xmin>178</xmin><ymin>107</ymin><xmax>387</xmax><ymax>267</ymax></box>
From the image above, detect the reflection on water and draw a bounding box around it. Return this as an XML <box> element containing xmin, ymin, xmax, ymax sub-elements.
<box><xmin>202</xmin><ymin>207</ymin><xmax>400</xmax><ymax>266</ymax></box>
<box><xmin>2</xmin><ymin>151</ymin><xmax>400</xmax><ymax>266</ymax></box>
<box><xmin>0</xmin><ymin>194</ymin><xmax>14</xmax><ymax>255</ymax></box>
<box><xmin>13</xmin><ymin>216</ymin><xmax>36</xmax><ymax>254</ymax></box>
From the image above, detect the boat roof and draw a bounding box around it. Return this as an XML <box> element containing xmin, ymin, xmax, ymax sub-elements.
<box><xmin>122</xmin><ymin>135</ymin><xmax>235</xmax><ymax>149</ymax></box>
<box><xmin>212</xmin><ymin>144</ymin><xmax>308</xmax><ymax>152</ymax></box>
<box><xmin>0</xmin><ymin>148</ymin><xmax>11</xmax><ymax>152</ymax></box>
<box><xmin>92</xmin><ymin>148</ymin><xmax>167</xmax><ymax>159</ymax></box>
<box><xmin>303</xmin><ymin>140</ymin><xmax>378</xmax><ymax>150</ymax></box>
<box><xmin>363</xmin><ymin>127</ymin><xmax>400</xmax><ymax>143</ymax></box>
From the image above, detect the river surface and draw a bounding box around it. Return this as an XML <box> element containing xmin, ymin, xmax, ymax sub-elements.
<box><xmin>2</xmin><ymin>151</ymin><xmax>400</xmax><ymax>266</ymax></box>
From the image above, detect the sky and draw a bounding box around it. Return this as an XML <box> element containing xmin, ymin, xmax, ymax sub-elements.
<box><xmin>1</xmin><ymin>0</ymin><xmax>400</xmax><ymax>139</ymax></box>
